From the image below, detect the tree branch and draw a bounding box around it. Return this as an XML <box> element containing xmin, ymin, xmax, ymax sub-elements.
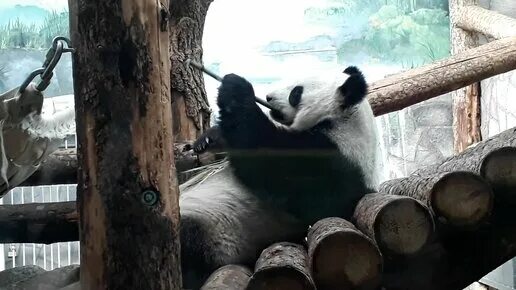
<box><xmin>368</xmin><ymin>36</ymin><xmax>516</xmax><ymax>116</ymax></box>
<box><xmin>456</xmin><ymin>6</ymin><xmax>516</xmax><ymax>39</ymax></box>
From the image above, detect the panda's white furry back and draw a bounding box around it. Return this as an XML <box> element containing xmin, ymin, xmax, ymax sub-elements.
<box><xmin>180</xmin><ymin>66</ymin><xmax>380</xmax><ymax>288</ymax></box>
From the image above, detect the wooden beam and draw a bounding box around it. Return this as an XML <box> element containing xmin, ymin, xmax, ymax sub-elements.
<box><xmin>200</xmin><ymin>265</ymin><xmax>252</xmax><ymax>290</ymax></box>
<box><xmin>367</xmin><ymin>36</ymin><xmax>516</xmax><ymax>117</ymax></box>
<box><xmin>68</xmin><ymin>0</ymin><xmax>182</xmax><ymax>289</ymax></box>
<box><xmin>307</xmin><ymin>217</ymin><xmax>382</xmax><ymax>290</ymax></box>
<box><xmin>247</xmin><ymin>242</ymin><xmax>316</xmax><ymax>290</ymax></box>
<box><xmin>0</xmin><ymin>201</ymin><xmax>77</xmax><ymax>244</ymax></box>
<box><xmin>18</xmin><ymin>149</ymin><xmax>77</xmax><ymax>188</ymax></box>
<box><xmin>456</xmin><ymin>6</ymin><xmax>516</xmax><ymax>39</ymax></box>
<box><xmin>414</xmin><ymin>128</ymin><xmax>516</xmax><ymax>206</ymax></box>
<box><xmin>353</xmin><ymin>193</ymin><xmax>434</xmax><ymax>255</ymax></box>
<box><xmin>380</xmin><ymin>171</ymin><xmax>493</xmax><ymax>228</ymax></box>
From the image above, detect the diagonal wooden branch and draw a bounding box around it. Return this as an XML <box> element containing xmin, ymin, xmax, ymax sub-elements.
<box><xmin>368</xmin><ymin>36</ymin><xmax>516</xmax><ymax>116</ymax></box>
<box><xmin>456</xmin><ymin>6</ymin><xmax>516</xmax><ymax>39</ymax></box>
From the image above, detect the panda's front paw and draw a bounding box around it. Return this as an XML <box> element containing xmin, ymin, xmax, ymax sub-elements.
<box><xmin>217</xmin><ymin>73</ymin><xmax>256</xmax><ymax>113</ymax></box>
<box><xmin>192</xmin><ymin>126</ymin><xmax>223</xmax><ymax>153</ymax></box>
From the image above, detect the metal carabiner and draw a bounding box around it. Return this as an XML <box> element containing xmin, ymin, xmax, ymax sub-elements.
<box><xmin>37</xmin><ymin>41</ymin><xmax>64</xmax><ymax>91</ymax></box>
<box><xmin>19</xmin><ymin>68</ymin><xmax>45</xmax><ymax>94</ymax></box>
<box><xmin>42</xmin><ymin>37</ymin><xmax>74</xmax><ymax>68</ymax></box>
<box><xmin>18</xmin><ymin>36</ymin><xmax>74</xmax><ymax>94</ymax></box>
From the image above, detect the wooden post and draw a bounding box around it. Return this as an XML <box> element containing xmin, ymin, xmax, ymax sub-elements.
<box><xmin>450</xmin><ymin>0</ymin><xmax>482</xmax><ymax>153</ymax></box>
<box><xmin>68</xmin><ymin>0</ymin><xmax>182</xmax><ymax>289</ymax></box>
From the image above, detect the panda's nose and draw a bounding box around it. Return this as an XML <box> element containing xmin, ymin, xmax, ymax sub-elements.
<box><xmin>266</xmin><ymin>95</ymin><xmax>272</xmax><ymax>102</ymax></box>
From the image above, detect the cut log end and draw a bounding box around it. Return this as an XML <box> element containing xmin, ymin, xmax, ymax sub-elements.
<box><xmin>200</xmin><ymin>264</ymin><xmax>251</xmax><ymax>290</ymax></box>
<box><xmin>374</xmin><ymin>196</ymin><xmax>434</xmax><ymax>255</ymax></box>
<box><xmin>432</xmin><ymin>172</ymin><xmax>493</xmax><ymax>227</ymax></box>
<box><xmin>307</xmin><ymin>217</ymin><xmax>382</xmax><ymax>290</ymax></box>
<box><xmin>247</xmin><ymin>242</ymin><xmax>315</xmax><ymax>290</ymax></box>
<box><xmin>481</xmin><ymin>147</ymin><xmax>516</xmax><ymax>201</ymax></box>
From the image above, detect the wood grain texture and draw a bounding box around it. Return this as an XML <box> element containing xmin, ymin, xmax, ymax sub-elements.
<box><xmin>456</xmin><ymin>5</ymin><xmax>516</xmax><ymax>39</ymax></box>
<box><xmin>380</xmin><ymin>172</ymin><xmax>493</xmax><ymax>227</ymax></box>
<box><xmin>353</xmin><ymin>193</ymin><xmax>434</xmax><ymax>255</ymax></box>
<box><xmin>169</xmin><ymin>0</ymin><xmax>213</xmax><ymax>141</ymax></box>
<box><xmin>247</xmin><ymin>242</ymin><xmax>315</xmax><ymax>290</ymax></box>
<box><xmin>69</xmin><ymin>0</ymin><xmax>182</xmax><ymax>288</ymax></box>
<box><xmin>200</xmin><ymin>265</ymin><xmax>251</xmax><ymax>290</ymax></box>
<box><xmin>306</xmin><ymin>217</ymin><xmax>382</xmax><ymax>290</ymax></box>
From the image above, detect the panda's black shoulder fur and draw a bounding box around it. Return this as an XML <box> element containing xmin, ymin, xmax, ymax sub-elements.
<box><xmin>214</xmin><ymin>72</ymin><xmax>373</xmax><ymax>223</ymax></box>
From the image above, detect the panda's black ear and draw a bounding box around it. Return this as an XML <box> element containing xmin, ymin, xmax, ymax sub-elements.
<box><xmin>339</xmin><ymin>66</ymin><xmax>368</xmax><ymax>108</ymax></box>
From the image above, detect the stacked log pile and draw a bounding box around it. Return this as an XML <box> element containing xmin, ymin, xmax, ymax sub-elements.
<box><xmin>198</xmin><ymin>127</ymin><xmax>516</xmax><ymax>290</ymax></box>
<box><xmin>0</xmin><ymin>128</ymin><xmax>515</xmax><ymax>290</ymax></box>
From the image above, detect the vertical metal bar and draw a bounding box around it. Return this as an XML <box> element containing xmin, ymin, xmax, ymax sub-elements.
<box><xmin>32</xmin><ymin>187</ymin><xmax>36</xmax><ymax>265</ymax></box>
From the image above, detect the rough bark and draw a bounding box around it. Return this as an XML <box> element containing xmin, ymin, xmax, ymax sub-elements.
<box><xmin>380</xmin><ymin>171</ymin><xmax>493</xmax><ymax>227</ymax></box>
<box><xmin>353</xmin><ymin>193</ymin><xmax>434</xmax><ymax>256</ymax></box>
<box><xmin>367</xmin><ymin>36</ymin><xmax>516</xmax><ymax>116</ymax></box>
<box><xmin>247</xmin><ymin>242</ymin><xmax>316</xmax><ymax>290</ymax></box>
<box><xmin>0</xmin><ymin>201</ymin><xmax>77</xmax><ymax>244</ymax></box>
<box><xmin>200</xmin><ymin>265</ymin><xmax>251</xmax><ymax>290</ymax></box>
<box><xmin>69</xmin><ymin>0</ymin><xmax>182</xmax><ymax>289</ymax></box>
<box><xmin>414</xmin><ymin>128</ymin><xmax>516</xmax><ymax>204</ymax></box>
<box><xmin>169</xmin><ymin>0</ymin><xmax>213</xmax><ymax>142</ymax></box>
<box><xmin>450</xmin><ymin>0</ymin><xmax>483</xmax><ymax>153</ymax></box>
<box><xmin>306</xmin><ymin>217</ymin><xmax>382</xmax><ymax>290</ymax></box>
<box><xmin>456</xmin><ymin>5</ymin><xmax>516</xmax><ymax>39</ymax></box>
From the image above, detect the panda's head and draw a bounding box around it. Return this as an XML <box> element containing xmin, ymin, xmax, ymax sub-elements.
<box><xmin>265</xmin><ymin>66</ymin><xmax>368</xmax><ymax>130</ymax></box>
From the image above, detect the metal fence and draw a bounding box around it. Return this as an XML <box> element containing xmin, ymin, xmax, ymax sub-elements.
<box><xmin>0</xmin><ymin>135</ymin><xmax>79</xmax><ymax>271</ymax></box>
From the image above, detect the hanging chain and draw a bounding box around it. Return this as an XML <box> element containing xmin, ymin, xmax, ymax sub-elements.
<box><xmin>19</xmin><ymin>36</ymin><xmax>75</xmax><ymax>93</ymax></box>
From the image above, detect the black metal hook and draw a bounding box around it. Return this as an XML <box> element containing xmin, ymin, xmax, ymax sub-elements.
<box><xmin>18</xmin><ymin>37</ymin><xmax>74</xmax><ymax>94</ymax></box>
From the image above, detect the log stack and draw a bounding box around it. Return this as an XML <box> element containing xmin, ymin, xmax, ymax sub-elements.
<box><xmin>197</xmin><ymin>127</ymin><xmax>516</xmax><ymax>290</ymax></box>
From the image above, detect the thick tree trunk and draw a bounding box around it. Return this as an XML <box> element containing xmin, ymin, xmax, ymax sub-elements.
<box><xmin>69</xmin><ymin>0</ymin><xmax>182</xmax><ymax>289</ymax></box>
<box><xmin>200</xmin><ymin>265</ymin><xmax>251</xmax><ymax>290</ymax></box>
<box><xmin>367</xmin><ymin>36</ymin><xmax>516</xmax><ymax>116</ymax></box>
<box><xmin>353</xmin><ymin>193</ymin><xmax>434</xmax><ymax>255</ymax></box>
<box><xmin>379</xmin><ymin>171</ymin><xmax>493</xmax><ymax>227</ymax></box>
<box><xmin>306</xmin><ymin>217</ymin><xmax>382</xmax><ymax>290</ymax></box>
<box><xmin>0</xmin><ymin>201</ymin><xmax>77</xmax><ymax>244</ymax></box>
<box><xmin>247</xmin><ymin>242</ymin><xmax>316</xmax><ymax>290</ymax></box>
<box><xmin>450</xmin><ymin>0</ymin><xmax>483</xmax><ymax>153</ymax></box>
<box><xmin>169</xmin><ymin>0</ymin><xmax>213</xmax><ymax>142</ymax></box>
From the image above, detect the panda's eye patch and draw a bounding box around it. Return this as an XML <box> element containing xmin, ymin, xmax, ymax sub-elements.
<box><xmin>289</xmin><ymin>86</ymin><xmax>303</xmax><ymax>107</ymax></box>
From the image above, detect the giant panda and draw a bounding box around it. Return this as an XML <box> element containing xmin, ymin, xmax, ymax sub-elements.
<box><xmin>180</xmin><ymin>66</ymin><xmax>380</xmax><ymax>288</ymax></box>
